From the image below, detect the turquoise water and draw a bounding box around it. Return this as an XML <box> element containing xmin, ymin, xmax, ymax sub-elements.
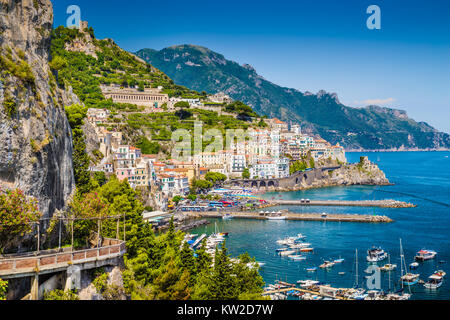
<box><xmin>191</xmin><ymin>152</ymin><xmax>450</xmax><ymax>300</ymax></box>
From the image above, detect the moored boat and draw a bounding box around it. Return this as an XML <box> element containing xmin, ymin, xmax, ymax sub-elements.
<box><xmin>433</xmin><ymin>270</ymin><xmax>446</xmax><ymax>278</ymax></box>
<box><xmin>409</xmin><ymin>262</ymin><xmax>419</xmax><ymax>269</ymax></box>
<box><xmin>279</xmin><ymin>250</ymin><xmax>296</xmax><ymax>256</ymax></box>
<box><xmin>380</xmin><ymin>264</ymin><xmax>397</xmax><ymax>272</ymax></box>
<box><xmin>367</xmin><ymin>247</ymin><xmax>388</xmax><ymax>262</ymax></box>
<box><xmin>306</xmin><ymin>267</ymin><xmax>317</xmax><ymax>272</ymax></box>
<box><xmin>300</xmin><ymin>247</ymin><xmax>314</xmax><ymax>253</ymax></box>
<box><xmin>415</xmin><ymin>250</ymin><xmax>437</xmax><ymax>261</ymax></box>
<box><xmin>401</xmin><ymin>273</ymin><xmax>420</xmax><ymax>286</ymax></box>
<box><xmin>424</xmin><ymin>274</ymin><xmax>443</xmax><ymax>289</ymax></box>
<box><xmin>319</xmin><ymin>261</ymin><xmax>335</xmax><ymax>269</ymax></box>
<box><xmin>333</xmin><ymin>258</ymin><xmax>345</xmax><ymax>264</ymax></box>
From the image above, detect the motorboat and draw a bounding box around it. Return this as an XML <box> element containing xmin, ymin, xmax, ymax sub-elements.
<box><xmin>319</xmin><ymin>261</ymin><xmax>335</xmax><ymax>269</ymax></box>
<box><xmin>409</xmin><ymin>262</ymin><xmax>419</xmax><ymax>269</ymax></box>
<box><xmin>380</xmin><ymin>264</ymin><xmax>397</xmax><ymax>272</ymax></box>
<box><xmin>306</xmin><ymin>267</ymin><xmax>317</xmax><ymax>272</ymax></box>
<box><xmin>333</xmin><ymin>258</ymin><xmax>345</xmax><ymax>264</ymax></box>
<box><xmin>400</xmin><ymin>273</ymin><xmax>420</xmax><ymax>286</ymax></box>
<box><xmin>300</xmin><ymin>248</ymin><xmax>314</xmax><ymax>253</ymax></box>
<box><xmin>433</xmin><ymin>270</ymin><xmax>446</xmax><ymax>278</ymax></box>
<box><xmin>367</xmin><ymin>247</ymin><xmax>388</xmax><ymax>262</ymax></box>
<box><xmin>297</xmin><ymin>280</ymin><xmax>320</xmax><ymax>288</ymax></box>
<box><xmin>279</xmin><ymin>250</ymin><xmax>296</xmax><ymax>256</ymax></box>
<box><xmin>288</xmin><ymin>255</ymin><xmax>306</xmax><ymax>261</ymax></box>
<box><xmin>415</xmin><ymin>250</ymin><xmax>437</xmax><ymax>261</ymax></box>
<box><xmin>267</xmin><ymin>215</ymin><xmax>287</xmax><ymax>220</ymax></box>
<box><xmin>222</xmin><ymin>214</ymin><xmax>233</xmax><ymax>220</ymax></box>
<box><xmin>424</xmin><ymin>274</ymin><xmax>443</xmax><ymax>289</ymax></box>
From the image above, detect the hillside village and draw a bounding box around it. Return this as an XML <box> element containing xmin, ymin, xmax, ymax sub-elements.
<box><xmin>86</xmin><ymin>99</ymin><xmax>346</xmax><ymax>210</ymax></box>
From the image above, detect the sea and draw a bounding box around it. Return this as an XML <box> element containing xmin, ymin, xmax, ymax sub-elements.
<box><xmin>190</xmin><ymin>152</ymin><xmax>450</xmax><ymax>300</ymax></box>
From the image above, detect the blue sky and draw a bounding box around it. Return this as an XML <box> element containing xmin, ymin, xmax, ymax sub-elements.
<box><xmin>51</xmin><ymin>0</ymin><xmax>450</xmax><ymax>133</ymax></box>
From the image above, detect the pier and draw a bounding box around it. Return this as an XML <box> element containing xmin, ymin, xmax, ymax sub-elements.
<box><xmin>185</xmin><ymin>211</ymin><xmax>393</xmax><ymax>223</ymax></box>
<box><xmin>269</xmin><ymin>199</ymin><xmax>415</xmax><ymax>208</ymax></box>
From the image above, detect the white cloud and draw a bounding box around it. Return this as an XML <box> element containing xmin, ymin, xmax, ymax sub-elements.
<box><xmin>347</xmin><ymin>98</ymin><xmax>396</xmax><ymax>107</ymax></box>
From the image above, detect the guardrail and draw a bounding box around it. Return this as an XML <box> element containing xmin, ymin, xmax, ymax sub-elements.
<box><xmin>0</xmin><ymin>239</ymin><xmax>126</xmax><ymax>279</ymax></box>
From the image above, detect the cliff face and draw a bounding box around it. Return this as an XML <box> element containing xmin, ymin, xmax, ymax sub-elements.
<box><xmin>0</xmin><ymin>0</ymin><xmax>75</xmax><ymax>220</ymax></box>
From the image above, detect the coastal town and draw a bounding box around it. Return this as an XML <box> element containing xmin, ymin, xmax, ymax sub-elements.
<box><xmin>85</xmin><ymin>90</ymin><xmax>346</xmax><ymax>211</ymax></box>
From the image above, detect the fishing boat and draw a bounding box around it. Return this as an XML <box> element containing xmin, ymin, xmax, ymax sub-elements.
<box><xmin>409</xmin><ymin>262</ymin><xmax>419</xmax><ymax>269</ymax></box>
<box><xmin>424</xmin><ymin>274</ymin><xmax>443</xmax><ymax>289</ymax></box>
<box><xmin>306</xmin><ymin>267</ymin><xmax>317</xmax><ymax>272</ymax></box>
<box><xmin>415</xmin><ymin>250</ymin><xmax>437</xmax><ymax>261</ymax></box>
<box><xmin>380</xmin><ymin>264</ymin><xmax>397</xmax><ymax>272</ymax></box>
<box><xmin>366</xmin><ymin>247</ymin><xmax>388</xmax><ymax>262</ymax></box>
<box><xmin>319</xmin><ymin>261</ymin><xmax>335</xmax><ymax>269</ymax></box>
<box><xmin>401</xmin><ymin>273</ymin><xmax>420</xmax><ymax>286</ymax></box>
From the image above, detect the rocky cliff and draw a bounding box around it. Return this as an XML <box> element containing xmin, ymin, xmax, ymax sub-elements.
<box><xmin>274</xmin><ymin>157</ymin><xmax>390</xmax><ymax>192</ymax></box>
<box><xmin>0</xmin><ymin>0</ymin><xmax>75</xmax><ymax>221</ymax></box>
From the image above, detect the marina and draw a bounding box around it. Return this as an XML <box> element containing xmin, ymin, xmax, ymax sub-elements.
<box><xmin>189</xmin><ymin>152</ymin><xmax>450</xmax><ymax>301</ymax></box>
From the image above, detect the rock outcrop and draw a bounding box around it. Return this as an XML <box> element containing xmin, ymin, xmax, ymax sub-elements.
<box><xmin>0</xmin><ymin>0</ymin><xmax>75</xmax><ymax>221</ymax></box>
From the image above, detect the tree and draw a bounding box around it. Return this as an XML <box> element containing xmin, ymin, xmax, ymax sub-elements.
<box><xmin>192</xmin><ymin>179</ymin><xmax>213</xmax><ymax>192</ymax></box>
<box><xmin>174</xmin><ymin>101</ymin><xmax>190</xmax><ymax>109</ymax></box>
<box><xmin>175</xmin><ymin>109</ymin><xmax>192</xmax><ymax>120</ymax></box>
<box><xmin>205</xmin><ymin>172</ymin><xmax>227</xmax><ymax>184</ymax></box>
<box><xmin>137</xmin><ymin>136</ymin><xmax>160</xmax><ymax>155</ymax></box>
<box><xmin>43</xmin><ymin>289</ymin><xmax>79</xmax><ymax>300</ymax></box>
<box><xmin>172</xmin><ymin>196</ymin><xmax>182</xmax><ymax>205</ymax></box>
<box><xmin>242</xmin><ymin>168</ymin><xmax>250</xmax><ymax>179</ymax></box>
<box><xmin>0</xmin><ymin>278</ymin><xmax>7</xmax><ymax>300</ymax></box>
<box><xmin>180</xmin><ymin>242</ymin><xmax>196</xmax><ymax>283</ymax></box>
<box><xmin>0</xmin><ymin>189</ymin><xmax>41</xmax><ymax>253</ymax></box>
<box><xmin>208</xmin><ymin>243</ymin><xmax>237</xmax><ymax>300</ymax></box>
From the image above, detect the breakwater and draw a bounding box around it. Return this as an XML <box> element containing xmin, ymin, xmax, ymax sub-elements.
<box><xmin>269</xmin><ymin>199</ymin><xmax>415</xmax><ymax>208</ymax></box>
<box><xmin>185</xmin><ymin>211</ymin><xmax>393</xmax><ymax>223</ymax></box>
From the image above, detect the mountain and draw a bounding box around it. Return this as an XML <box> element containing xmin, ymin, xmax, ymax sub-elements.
<box><xmin>0</xmin><ymin>0</ymin><xmax>75</xmax><ymax>219</ymax></box>
<box><xmin>136</xmin><ymin>45</ymin><xmax>450</xmax><ymax>150</ymax></box>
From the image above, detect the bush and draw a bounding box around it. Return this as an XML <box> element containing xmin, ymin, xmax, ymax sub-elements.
<box><xmin>44</xmin><ymin>289</ymin><xmax>79</xmax><ymax>300</ymax></box>
<box><xmin>0</xmin><ymin>189</ymin><xmax>41</xmax><ymax>253</ymax></box>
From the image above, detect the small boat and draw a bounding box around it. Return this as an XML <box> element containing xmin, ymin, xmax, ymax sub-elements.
<box><xmin>333</xmin><ymin>258</ymin><xmax>345</xmax><ymax>264</ymax></box>
<box><xmin>297</xmin><ymin>280</ymin><xmax>320</xmax><ymax>288</ymax></box>
<box><xmin>415</xmin><ymin>250</ymin><xmax>437</xmax><ymax>261</ymax></box>
<box><xmin>401</xmin><ymin>273</ymin><xmax>420</xmax><ymax>286</ymax></box>
<box><xmin>339</xmin><ymin>272</ymin><xmax>346</xmax><ymax>276</ymax></box>
<box><xmin>279</xmin><ymin>250</ymin><xmax>296</xmax><ymax>256</ymax></box>
<box><xmin>306</xmin><ymin>267</ymin><xmax>317</xmax><ymax>272</ymax></box>
<box><xmin>267</xmin><ymin>215</ymin><xmax>287</xmax><ymax>220</ymax></box>
<box><xmin>300</xmin><ymin>248</ymin><xmax>314</xmax><ymax>253</ymax></box>
<box><xmin>289</xmin><ymin>255</ymin><xmax>306</xmax><ymax>261</ymax></box>
<box><xmin>218</xmin><ymin>232</ymin><xmax>229</xmax><ymax>237</ymax></box>
<box><xmin>424</xmin><ymin>274</ymin><xmax>443</xmax><ymax>289</ymax></box>
<box><xmin>319</xmin><ymin>261</ymin><xmax>335</xmax><ymax>269</ymax></box>
<box><xmin>222</xmin><ymin>214</ymin><xmax>233</xmax><ymax>220</ymax></box>
<box><xmin>433</xmin><ymin>270</ymin><xmax>446</xmax><ymax>278</ymax></box>
<box><xmin>367</xmin><ymin>247</ymin><xmax>388</xmax><ymax>262</ymax></box>
<box><xmin>409</xmin><ymin>262</ymin><xmax>419</xmax><ymax>269</ymax></box>
<box><xmin>380</xmin><ymin>264</ymin><xmax>397</xmax><ymax>272</ymax></box>
<box><xmin>289</xmin><ymin>242</ymin><xmax>312</xmax><ymax>249</ymax></box>
<box><xmin>276</xmin><ymin>248</ymin><xmax>289</xmax><ymax>252</ymax></box>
